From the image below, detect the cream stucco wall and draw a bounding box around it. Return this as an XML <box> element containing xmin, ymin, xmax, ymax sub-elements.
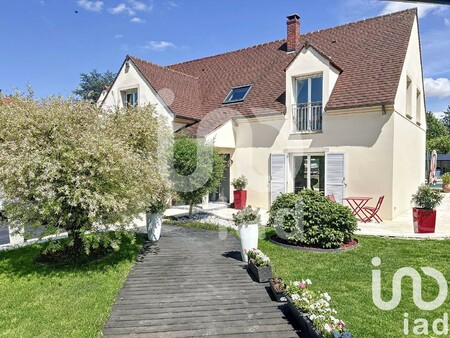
<box><xmin>391</xmin><ymin>18</ymin><xmax>426</xmax><ymax>218</ymax></box>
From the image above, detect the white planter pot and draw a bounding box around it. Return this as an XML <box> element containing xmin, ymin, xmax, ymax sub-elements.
<box><xmin>146</xmin><ymin>213</ymin><xmax>162</xmax><ymax>242</ymax></box>
<box><xmin>238</xmin><ymin>223</ymin><xmax>259</xmax><ymax>262</ymax></box>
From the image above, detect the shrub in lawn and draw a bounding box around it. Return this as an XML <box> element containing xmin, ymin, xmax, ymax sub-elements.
<box><xmin>0</xmin><ymin>93</ymin><xmax>172</xmax><ymax>257</ymax></box>
<box><xmin>269</xmin><ymin>190</ymin><xmax>357</xmax><ymax>248</ymax></box>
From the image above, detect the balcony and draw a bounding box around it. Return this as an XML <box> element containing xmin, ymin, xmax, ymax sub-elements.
<box><xmin>292</xmin><ymin>102</ymin><xmax>323</xmax><ymax>132</ymax></box>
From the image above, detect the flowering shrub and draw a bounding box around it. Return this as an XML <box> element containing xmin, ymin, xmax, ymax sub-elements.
<box><xmin>232</xmin><ymin>206</ymin><xmax>261</xmax><ymax>226</ymax></box>
<box><xmin>246</xmin><ymin>249</ymin><xmax>270</xmax><ymax>267</ymax></box>
<box><xmin>231</xmin><ymin>175</ymin><xmax>248</xmax><ymax>190</ymax></box>
<box><xmin>0</xmin><ymin>94</ymin><xmax>172</xmax><ymax>256</ymax></box>
<box><xmin>286</xmin><ymin>279</ymin><xmax>351</xmax><ymax>338</ymax></box>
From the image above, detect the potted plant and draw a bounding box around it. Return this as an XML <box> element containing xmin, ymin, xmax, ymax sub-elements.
<box><xmin>286</xmin><ymin>279</ymin><xmax>353</xmax><ymax>338</ymax></box>
<box><xmin>411</xmin><ymin>184</ymin><xmax>443</xmax><ymax>233</ymax></box>
<box><xmin>246</xmin><ymin>249</ymin><xmax>272</xmax><ymax>283</ymax></box>
<box><xmin>231</xmin><ymin>175</ymin><xmax>248</xmax><ymax>210</ymax></box>
<box><xmin>269</xmin><ymin>277</ymin><xmax>287</xmax><ymax>302</ymax></box>
<box><xmin>442</xmin><ymin>173</ymin><xmax>450</xmax><ymax>193</ymax></box>
<box><xmin>232</xmin><ymin>206</ymin><xmax>260</xmax><ymax>262</ymax></box>
<box><xmin>146</xmin><ymin>187</ymin><xmax>171</xmax><ymax>241</ymax></box>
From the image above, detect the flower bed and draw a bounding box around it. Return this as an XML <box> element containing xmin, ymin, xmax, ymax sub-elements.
<box><xmin>286</xmin><ymin>279</ymin><xmax>353</xmax><ymax>338</ymax></box>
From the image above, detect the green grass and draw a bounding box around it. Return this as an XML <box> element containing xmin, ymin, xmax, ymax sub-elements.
<box><xmin>260</xmin><ymin>229</ymin><xmax>450</xmax><ymax>338</ymax></box>
<box><xmin>173</xmin><ymin>221</ymin><xmax>450</xmax><ymax>337</ymax></box>
<box><xmin>0</xmin><ymin>235</ymin><xmax>143</xmax><ymax>338</ymax></box>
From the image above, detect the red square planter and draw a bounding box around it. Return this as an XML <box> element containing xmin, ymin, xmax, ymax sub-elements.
<box><xmin>233</xmin><ymin>190</ymin><xmax>247</xmax><ymax>210</ymax></box>
<box><xmin>413</xmin><ymin>208</ymin><xmax>437</xmax><ymax>233</ymax></box>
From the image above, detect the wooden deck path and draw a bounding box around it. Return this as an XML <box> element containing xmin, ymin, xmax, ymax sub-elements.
<box><xmin>103</xmin><ymin>225</ymin><xmax>300</xmax><ymax>337</ymax></box>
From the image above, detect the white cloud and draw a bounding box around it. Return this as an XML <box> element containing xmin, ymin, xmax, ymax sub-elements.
<box><xmin>77</xmin><ymin>0</ymin><xmax>103</xmax><ymax>12</ymax></box>
<box><xmin>166</xmin><ymin>1</ymin><xmax>178</xmax><ymax>9</ymax></box>
<box><xmin>424</xmin><ymin>78</ymin><xmax>450</xmax><ymax>98</ymax></box>
<box><xmin>445</xmin><ymin>18</ymin><xmax>450</xmax><ymax>27</ymax></box>
<box><xmin>109</xmin><ymin>0</ymin><xmax>151</xmax><ymax>16</ymax></box>
<box><xmin>142</xmin><ymin>40</ymin><xmax>176</xmax><ymax>51</ymax></box>
<box><xmin>109</xmin><ymin>3</ymin><xmax>135</xmax><ymax>15</ymax></box>
<box><xmin>114</xmin><ymin>34</ymin><xmax>124</xmax><ymax>39</ymax></box>
<box><xmin>380</xmin><ymin>2</ymin><xmax>447</xmax><ymax>19</ymax></box>
<box><xmin>130</xmin><ymin>17</ymin><xmax>145</xmax><ymax>24</ymax></box>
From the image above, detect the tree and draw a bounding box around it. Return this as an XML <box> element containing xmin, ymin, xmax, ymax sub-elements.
<box><xmin>170</xmin><ymin>135</ymin><xmax>225</xmax><ymax>217</ymax></box>
<box><xmin>0</xmin><ymin>94</ymin><xmax>171</xmax><ymax>256</ymax></box>
<box><xmin>428</xmin><ymin>135</ymin><xmax>450</xmax><ymax>154</ymax></box>
<box><xmin>426</xmin><ymin>111</ymin><xmax>447</xmax><ymax>141</ymax></box>
<box><xmin>73</xmin><ymin>69</ymin><xmax>116</xmax><ymax>102</ymax></box>
<box><xmin>442</xmin><ymin>106</ymin><xmax>450</xmax><ymax>133</ymax></box>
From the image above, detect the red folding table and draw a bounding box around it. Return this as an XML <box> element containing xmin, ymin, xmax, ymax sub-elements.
<box><xmin>343</xmin><ymin>197</ymin><xmax>372</xmax><ymax>222</ymax></box>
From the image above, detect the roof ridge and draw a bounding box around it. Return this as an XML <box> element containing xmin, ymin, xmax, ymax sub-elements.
<box><xmin>128</xmin><ymin>55</ymin><xmax>199</xmax><ymax>80</ymax></box>
<box><xmin>302</xmin><ymin>8</ymin><xmax>416</xmax><ymax>38</ymax></box>
<box><xmin>167</xmin><ymin>38</ymin><xmax>286</xmax><ymax>68</ymax></box>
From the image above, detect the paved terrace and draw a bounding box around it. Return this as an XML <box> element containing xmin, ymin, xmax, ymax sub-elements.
<box><xmin>165</xmin><ymin>194</ymin><xmax>450</xmax><ymax>239</ymax></box>
<box><xmin>103</xmin><ymin>225</ymin><xmax>300</xmax><ymax>337</ymax></box>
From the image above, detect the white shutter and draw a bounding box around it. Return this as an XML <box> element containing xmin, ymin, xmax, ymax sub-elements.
<box><xmin>326</xmin><ymin>153</ymin><xmax>345</xmax><ymax>204</ymax></box>
<box><xmin>270</xmin><ymin>154</ymin><xmax>286</xmax><ymax>204</ymax></box>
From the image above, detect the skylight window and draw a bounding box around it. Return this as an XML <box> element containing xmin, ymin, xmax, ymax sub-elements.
<box><xmin>223</xmin><ymin>85</ymin><xmax>252</xmax><ymax>103</ymax></box>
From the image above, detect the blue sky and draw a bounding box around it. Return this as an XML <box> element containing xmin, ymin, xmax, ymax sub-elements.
<box><xmin>1</xmin><ymin>0</ymin><xmax>449</xmax><ymax>113</ymax></box>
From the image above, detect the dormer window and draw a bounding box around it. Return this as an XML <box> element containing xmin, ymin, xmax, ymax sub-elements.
<box><xmin>223</xmin><ymin>85</ymin><xmax>252</xmax><ymax>104</ymax></box>
<box><xmin>293</xmin><ymin>75</ymin><xmax>323</xmax><ymax>132</ymax></box>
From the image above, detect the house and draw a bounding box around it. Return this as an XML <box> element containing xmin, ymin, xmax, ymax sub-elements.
<box><xmin>99</xmin><ymin>9</ymin><xmax>426</xmax><ymax>220</ymax></box>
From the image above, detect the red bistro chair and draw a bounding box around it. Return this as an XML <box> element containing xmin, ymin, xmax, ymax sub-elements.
<box><xmin>363</xmin><ymin>196</ymin><xmax>384</xmax><ymax>223</ymax></box>
<box><xmin>327</xmin><ymin>194</ymin><xmax>336</xmax><ymax>202</ymax></box>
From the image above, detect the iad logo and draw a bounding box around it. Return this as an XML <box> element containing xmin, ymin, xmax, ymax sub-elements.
<box><xmin>371</xmin><ymin>257</ymin><xmax>449</xmax><ymax>335</ymax></box>
<box><xmin>372</xmin><ymin>257</ymin><xmax>447</xmax><ymax>311</ymax></box>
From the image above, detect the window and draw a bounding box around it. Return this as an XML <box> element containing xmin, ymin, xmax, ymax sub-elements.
<box><xmin>293</xmin><ymin>155</ymin><xmax>325</xmax><ymax>193</ymax></box>
<box><xmin>293</xmin><ymin>75</ymin><xmax>323</xmax><ymax>132</ymax></box>
<box><xmin>416</xmin><ymin>89</ymin><xmax>422</xmax><ymax>125</ymax></box>
<box><xmin>121</xmin><ymin>89</ymin><xmax>138</xmax><ymax>107</ymax></box>
<box><xmin>223</xmin><ymin>85</ymin><xmax>251</xmax><ymax>103</ymax></box>
<box><xmin>406</xmin><ymin>76</ymin><xmax>412</xmax><ymax>119</ymax></box>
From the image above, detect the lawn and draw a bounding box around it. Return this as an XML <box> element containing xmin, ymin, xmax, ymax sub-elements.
<box><xmin>0</xmin><ymin>236</ymin><xmax>143</xmax><ymax>338</ymax></box>
<box><xmin>260</xmin><ymin>229</ymin><xmax>450</xmax><ymax>338</ymax></box>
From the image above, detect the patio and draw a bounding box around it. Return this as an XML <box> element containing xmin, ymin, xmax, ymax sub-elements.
<box><xmin>165</xmin><ymin>193</ymin><xmax>450</xmax><ymax>239</ymax></box>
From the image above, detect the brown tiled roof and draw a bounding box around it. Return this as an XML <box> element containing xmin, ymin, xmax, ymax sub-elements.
<box><xmin>129</xmin><ymin>56</ymin><xmax>203</xmax><ymax>121</ymax></box>
<box><xmin>130</xmin><ymin>9</ymin><xmax>416</xmax><ymax>135</ymax></box>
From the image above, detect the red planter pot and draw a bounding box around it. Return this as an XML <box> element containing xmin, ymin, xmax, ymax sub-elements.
<box><xmin>233</xmin><ymin>190</ymin><xmax>247</xmax><ymax>210</ymax></box>
<box><xmin>413</xmin><ymin>208</ymin><xmax>437</xmax><ymax>233</ymax></box>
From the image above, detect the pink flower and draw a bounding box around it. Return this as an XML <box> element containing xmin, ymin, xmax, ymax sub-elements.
<box><xmin>300</xmin><ymin>283</ymin><xmax>306</xmax><ymax>289</ymax></box>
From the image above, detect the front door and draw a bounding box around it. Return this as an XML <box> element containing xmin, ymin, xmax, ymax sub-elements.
<box><xmin>209</xmin><ymin>154</ymin><xmax>230</xmax><ymax>203</ymax></box>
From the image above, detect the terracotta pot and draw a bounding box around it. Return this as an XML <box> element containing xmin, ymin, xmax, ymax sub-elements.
<box><xmin>443</xmin><ymin>182</ymin><xmax>450</xmax><ymax>193</ymax></box>
<box><xmin>233</xmin><ymin>190</ymin><xmax>247</xmax><ymax>210</ymax></box>
<box><xmin>413</xmin><ymin>208</ymin><xmax>437</xmax><ymax>233</ymax></box>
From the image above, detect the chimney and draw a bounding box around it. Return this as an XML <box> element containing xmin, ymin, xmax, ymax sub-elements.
<box><xmin>286</xmin><ymin>14</ymin><xmax>300</xmax><ymax>52</ymax></box>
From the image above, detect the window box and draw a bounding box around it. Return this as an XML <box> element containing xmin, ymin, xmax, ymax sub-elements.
<box><xmin>247</xmin><ymin>259</ymin><xmax>272</xmax><ymax>283</ymax></box>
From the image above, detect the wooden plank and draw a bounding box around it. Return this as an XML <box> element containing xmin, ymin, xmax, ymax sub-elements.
<box><xmin>102</xmin><ymin>225</ymin><xmax>299</xmax><ymax>337</ymax></box>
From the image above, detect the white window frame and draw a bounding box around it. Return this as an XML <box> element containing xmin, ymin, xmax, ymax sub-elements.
<box><xmin>223</xmin><ymin>84</ymin><xmax>252</xmax><ymax>104</ymax></box>
<box><xmin>290</xmin><ymin>153</ymin><xmax>325</xmax><ymax>192</ymax></box>
<box><xmin>292</xmin><ymin>74</ymin><xmax>323</xmax><ymax>133</ymax></box>
<box><xmin>120</xmin><ymin>87</ymin><xmax>139</xmax><ymax>107</ymax></box>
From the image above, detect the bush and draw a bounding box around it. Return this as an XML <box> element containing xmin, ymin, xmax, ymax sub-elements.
<box><xmin>441</xmin><ymin>172</ymin><xmax>450</xmax><ymax>184</ymax></box>
<box><xmin>411</xmin><ymin>184</ymin><xmax>443</xmax><ymax>210</ymax></box>
<box><xmin>231</xmin><ymin>175</ymin><xmax>248</xmax><ymax>190</ymax></box>
<box><xmin>269</xmin><ymin>190</ymin><xmax>357</xmax><ymax>249</ymax></box>
<box><xmin>232</xmin><ymin>206</ymin><xmax>261</xmax><ymax>226</ymax></box>
<box><xmin>0</xmin><ymin>94</ymin><xmax>172</xmax><ymax>256</ymax></box>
